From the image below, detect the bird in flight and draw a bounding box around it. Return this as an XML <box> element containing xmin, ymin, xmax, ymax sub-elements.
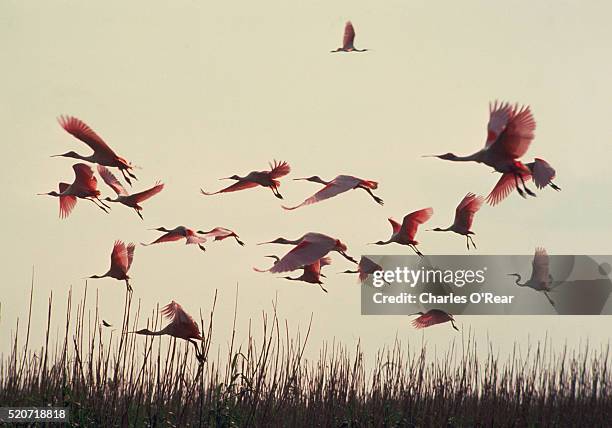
<box><xmin>54</xmin><ymin>116</ymin><xmax>138</xmax><ymax>185</ymax></box>
<box><xmin>282</xmin><ymin>175</ymin><xmax>383</xmax><ymax>210</ymax></box>
<box><xmin>331</xmin><ymin>21</ymin><xmax>368</xmax><ymax>53</ymax></box>
<box><xmin>142</xmin><ymin>226</ymin><xmax>208</xmax><ymax>252</ymax></box>
<box><xmin>410</xmin><ymin>309</ymin><xmax>459</xmax><ymax>331</ymax></box>
<box><xmin>427</xmin><ymin>101</ymin><xmax>538</xmax><ymax>200</ymax></box>
<box><xmin>201</xmin><ymin>160</ymin><xmax>290</xmax><ymax>199</ymax></box>
<box><xmin>341</xmin><ymin>256</ymin><xmax>385</xmax><ymax>283</ymax></box>
<box><xmin>254</xmin><ymin>255</ymin><xmax>331</xmax><ymax>292</ymax></box>
<box><xmin>199</xmin><ymin>227</ymin><xmax>244</xmax><ymax>246</ymax></box>
<box><xmin>487</xmin><ymin>158</ymin><xmax>561</xmax><ymax>206</ymax></box>
<box><xmin>429</xmin><ymin>193</ymin><xmax>484</xmax><ymax>250</ymax></box>
<box><xmin>131</xmin><ymin>301</ymin><xmax>205</xmax><ymax>363</ymax></box>
<box><xmin>102</xmin><ymin>320</ymin><xmax>112</xmax><ymax>327</ymax></box>
<box><xmin>258</xmin><ymin>232</ymin><xmax>357</xmax><ymax>273</ymax></box>
<box><xmin>508</xmin><ymin>247</ymin><xmax>555</xmax><ymax>306</ymax></box>
<box><xmin>370</xmin><ymin>208</ymin><xmax>433</xmax><ymax>256</ymax></box>
<box><xmin>39</xmin><ymin>163</ymin><xmax>110</xmax><ymax>218</ymax></box>
<box><xmin>97</xmin><ymin>165</ymin><xmax>163</xmax><ymax>220</ymax></box>
<box><xmin>88</xmin><ymin>240</ymin><xmax>135</xmax><ymax>292</ymax></box>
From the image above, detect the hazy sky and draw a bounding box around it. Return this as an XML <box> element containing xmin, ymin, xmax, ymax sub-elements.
<box><xmin>1</xmin><ymin>1</ymin><xmax>611</xmax><ymax>359</ymax></box>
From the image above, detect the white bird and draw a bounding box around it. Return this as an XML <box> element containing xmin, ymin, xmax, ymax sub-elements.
<box><xmin>508</xmin><ymin>247</ymin><xmax>555</xmax><ymax>306</ymax></box>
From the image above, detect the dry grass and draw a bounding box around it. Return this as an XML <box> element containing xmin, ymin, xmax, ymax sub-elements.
<box><xmin>1</xmin><ymin>282</ymin><xmax>610</xmax><ymax>427</ymax></box>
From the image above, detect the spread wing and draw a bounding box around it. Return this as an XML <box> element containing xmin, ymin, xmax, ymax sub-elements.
<box><xmin>401</xmin><ymin>208</ymin><xmax>434</xmax><ymax>241</ymax></box>
<box><xmin>388</xmin><ymin>218</ymin><xmax>402</xmax><ymax>234</ymax></box>
<box><xmin>486</xmin><ymin>103</ymin><xmax>536</xmax><ymax>159</ymax></box>
<box><xmin>343</xmin><ymin>21</ymin><xmax>355</xmax><ymax>49</ymax></box>
<box><xmin>58</xmin><ymin>115</ymin><xmax>117</xmax><ymax>157</ymax></box>
<box><xmin>201</xmin><ymin>181</ymin><xmax>258</xmax><ymax>195</ymax></box>
<box><xmin>72</xmin><ymin>163</ymin><xmax>99</xmax><ymax>193</ymax></box>
<box><xmin>185</xmin><ymin>231</ymin><xmax>207</xmax><ymax>245</ymax></box>
<box><xmin>454</xmin><ymin>193</ymin><xmax>483</xmax><ymax>230</ymax></box>
<box><xmin>358</xmin><ymin>257</ymin><xmax>383</xmax><ymax>283</ymax></box>
<box><xmin>269</xmin><ymin>241</ymin><xmax>330</xmax><ymax>274</ymax></box>
<box><xmin>268</xmin><ymin>160</ymin><xmax>291</xmax><ymax>179</ymax></box>
<box><xmin>58</xmin><ymin>182</ymin><xmax>77</xmax><ymax>218</ymax></box>
<box><xmin>411</xmin><ymin>310</ymin><xmax>449</xmax><ymax>329</ymax></box>
<box><xmin>142</xmin><ymin>231</ymin><xmax>184</xmax><ymax>246</ymax></box>
<box><xmin>530</xmin><ymin>247</ymin><xmax>550</xmax><ymax>285</ymax></box>
<box><xmin>161</xmin><ymin>301</ymin><xmax>202</xmax><ymax>339</ymax></box>
<box><xmin>126</xmin><ymin>243</ymin><xmax>135</xmax><ymax>270</ymax></box>
<box><xmin>531</xmin><ymin>158</ymin><xmax>556</xmax><ymax>189</ymax></box>
<box><xmin>282</xmin><ymin>175</ymin><xmax>359</xmax><ymax>210</ymax></box>
<box><xmin>97</xmin><ymin>165</ymin><xmax>128</xmax><ymax>196</ymax></box>
<box><xmin>486</xmin><ymin>172</ymin><xmax>532</xmax><ymax>206</ymax></box>
<box><xmin>110</xmin><ymin>240</ymin><xmax>129</xmax><ymax>274</ymax></box>
<box><xmin>132</xmin><ymin>182</ymin><xmax>164</xmax><ymax>203</ymax></box>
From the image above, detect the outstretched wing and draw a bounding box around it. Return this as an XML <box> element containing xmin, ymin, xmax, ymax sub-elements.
<box><xmin>142</xmin><ymin>231</ymin><xmax>184</xmax><ymax>246</ymax></box>
<box><xmin>269</xmin><ymin>241</ymin><xmax>330</xmax><ymax>273</ymax></box>
<box><xmin>58</xmin><ymin>182</ymin><xmax>77</xmax><ymax>218</ymax></box>
<box><xmin>72</xmin><ymin>163</ymin><xmax>99</xmax><ymax>193</ymax></box>
<box><xmin>454</xmin><ymin>193</ymin><xmax>483</xmax><ymax>230</ymax></box>
<box><xmin>161</xmin><ymin>301</ymin><xmax>202</xmax><ymax>339</ymax></box>
<box><xmin>487</xmin><ymin>103</ymin><xmax>536</xmax><ymax>159</ymax></box>
<box><xmin>411</xmin><ymin>311</ymin><xmax>448</xmax><ymax>329</ymax></box>
<box><xmin>531</xmin><ymin>158</ymin><xmax>556</xmax><ymax>189</ymax></box>
<box><xmin>185</xmin><ymin>231</ymin><xmax>207</xmax><ymax>245</ymax></box>
<box><xmin>110</xmin><ymin>240</ymin><xmax>129</xmax><ymax>274</ymax></box>
<box><xmin>343</xmin><ymin>21</ymin><xmax>355</xmax><ymax>49</ymax></box>
<box><xmin>402</xmin><ymin>208</ymin><xmax>434</xmax><ymax>241</ymax></box>
<box><xmin>358</xmin><ymin>257</ymin><xmax>383</xmax><ymax>283</ymax></box>
<box><xmin>201</xmin><ymin>181</ymin><xmax>258</xmax><ymax>195</ymax></box>
<box><xmin>126</xmin><ymin>243</ymin><xmax>135</xmax><ymax>270</ymax></box>
<box><xmin>486</xmin><ymin>172</ymin><xmax>532</xmax><ymax>206</ymax></box>
<box><xmin>388</xmin><ymin>218</ymin><xmax>402</xmax><ymax>234</ymax></box>
<box><xmin>58</xmin><ymin>115</ymin><xmax>117</xmax><ymax>157</ymax></box>
<box><xmin>97</xmin><ymin>165</ymin><xmax>128</xmax><ymax>196</ymax></box>
<box><xmin>531</xmin><ymin>247</ymin><xmax>550</xmax><ymax>285</ymax></box>
<box><xmin>283</xmin><ymin>175</ymin><xmax>359</xmax><ymax>210</ymax></box>
<box><xmin>132</xmin><ymin>182</ymin><xmax>164</xmax><ymax>203</ymax></box>
<box><xmin>268</xmin><ymin>160</ymin><xmax>291</xmax><ymax>179</ymax></box>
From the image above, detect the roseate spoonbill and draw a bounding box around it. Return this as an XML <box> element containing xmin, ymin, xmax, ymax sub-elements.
<box><xmin>201</xmin><ymin>160</ymin><xmax>290</xmax><ymax>199</ymax></box>
<box><xmin>428</xmin><ymin>193</ymin><xmax>484</xmax><ymax>250</ymax></box>
<box><xmin>508</xmin><ymin>247</ymin><xmax>555</xmax><ymax>306</ymax></box>
<box><xmin>54</xmin><ymin>116</ymin><xmax>138</xmax><ymax>185</ymax></box>
<box><xmin>132</xmin><ymin>301</ymin><xmax>205</xmax><ymax>363</ymax></box>
<box><xmin>370</xmin><ymin>208</ymin><xmax>433</xmax><ymax>257</ymax></box>
<box><xmin>258</xmin><ymin>232</ymin><xmax>357</xmax><ymax>272</ymax></box>
<box><xmin>38</xmin><ymin>163</ymin><xmax>110</xmax><ymax>218</ymax></box>
<box><xmin>427</xmin><ymin>101</ymin><xmax>537</xmax><ymax>198</ymax></box>
<box><xmin>254</xmin><ymin>255</ymin><xmax>331</xmax><ymax>292</ymax></box>
<box><xmin>410</xmin><ymin>309</ymin><xmax>459</xmax><ymax>331</ymax></box>
<box><xmin>88</xmin><ymin>240</ymin><xmax>135</xmax><ymax>292</ymax></box>
<box><xmin>199</xmin><ymin>227</ymin><xmax>244</xmax><ymax>246</ymax></box>
<box><xmin>282</xmin><ymin>175</ymin><xmax>383</xmax><ymax>210</ymax></box>
<box><xmin>341</xmin><ymin>256</ymin><xmax>385</xmax><ymax>283</ymax></box>
<box><xmin>331</xmin><ymin>21</ymin><xmax>368</xmax><ymax>53</ymax></box>
<box><xmin>487</xmin><ymin>158</ymin><xmax>561</xmax><ymax>206</ymax></box>
<box><xmin>97</xmin><ymin>166</ymin><xmax>163</xmax><ymax>220</ymax></box>
<box><xmin>142</xmin><ymin>226</ymin><xmax>207</xmax><ymax>252</ymax></box>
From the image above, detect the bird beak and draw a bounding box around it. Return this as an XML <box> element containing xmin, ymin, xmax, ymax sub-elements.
<box><xmin>293</xmin><ymin>177</ymin><xmax>308</xmax><ymax>181</ymax></box>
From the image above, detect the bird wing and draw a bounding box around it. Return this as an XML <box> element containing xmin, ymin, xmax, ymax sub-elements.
<box><xmin>58</xmin><ymin>182</ymin><xmax>77</xmax><ymax>218</ymax></box>
<box><xmin>411</xmin><ymin>311</ymin><xmax>447</xmax><ymax>329</ymax></box>
<box><xmin>126</xmin><ymin>243</ymin><xmax>135</xmax><ymax>270</ymax></box>
<box><xmin>487</xmin><ymin>103</ymin><xmax>536</xmax><ymax>159</ymax></box>
<box><xmin>201</xmin><ymin>181</ymin><xmax>259</xmax><ymax>195</ymax></box>
<box><xmin>202</xmin><ymin>227</ymin><xmax>233</xmax><ymax>238</ymax></box>
<box><xmin>531</xmin><ymin>158</ymin><xmax>556</xmax><ymax>189</ymax></box>
<box><xmin>282</xmin><ymin>175</ymin><xmax>359</xmax><ymax>210</ymax></box>
<box><xmin>72</xmin><ymin>163</ymin><xmax>99</xmax><ymax>193</ymax></box>
<box><xmin>268</xmin><ymin>160</ymin><xmax>291</xmax><ymax>179</ymax></box>
<box><xmin>161</xmin><ymin>301</ymin><xmax>202</xmax><ymax>339</ymax></box>
<box><xmin>97</xmin><ymin>165</ymin><xmax>128</xmax><ymax>196</ymax></box>
<box><xmin>131</xmin><ymin>182</ymin><xmax>164</xmax><ymax>203</ymax></box>
<box><xmin>485</xmin><ymin>101</ymin><xmax>513</xmax><ymax>147</ymax></box>
<box><xmin>142</xmin><ymin>231</ymin><xmax>184</xmax><ymax>246</ymax></box>
<box><xmin>401</xmin><ymin>208</ymin><xmax>434</xmax><ymax>241</ymax></box>
<box><xmin>343</xmin><ymin>21</ymin><xmax>355</xmax><ymax>49</ymax></box>
<box><xmin>269</xmin><ymin>241</ymin><xmax>330</xmax><ymax>273</ymax></box>
<box><xmin>388</xmin><ymin>218</ymin><xmax>402</xmax><ymax>234</ymax></box>
<box><xmin>58</xmin><ymin>116</ymin><xmax>118</xmax><ymax>157</ymax></box>
<box><xmin>110</xmin><ymin>240</ymin><xmax>129</xmax><ymax>274</ymax></box>
<box><xmin>531</xmin><ymin>247</ymin><xmax>550</xmax><ymax>285</ymax></box>
<box><xmin>185</xmin><ymin>231</ymin><xmax>207</xmax><ymax>245</ymax></box>
<box><xmin>454</xmin><ymin>193</ymin><xmax>483</xmax><ymax>231</ymax></box>
<box><xmin>359</xmin><ymin>257</ymin><xmax>383</xmax><ymax>282</ymax></box>
<box><xmin>319</xmin><ymin>256</ymin><xmax>332</xmax><ymax>267</ymax></box>
<box><xmin>486</xmin><ymin>172</ymin><xmax>533</xmax><ymax>206</ymax></box>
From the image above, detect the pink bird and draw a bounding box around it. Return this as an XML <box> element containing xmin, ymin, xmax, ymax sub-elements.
<box><xmin>487</xmin><ymin>158</ymin><xmax>561</xmax><ymax>206</ymax></box>
<box><xmin>199</xmin><ymin>227</ymin><xmax>244</xmax><ymax>246</ymax></box>
<box><xmin>142</xmin><ymin>226</ymin><xmax>208</xmax><ymax>252</ymax></box>
<box><xmin>331</xmin><ymin>21</ymin><xmax>368</xmax><ymax>53</ymax></box>
<box><xmin>254</xmin><ymin>255</ymin><xmax>332</xmax><ymax>292</ymax></box>
<box><xmin>201</xmin><ymin>160</ymin><xmax>291</xmax><ymax>199</ymax></box>
<box><xmin>54</xmin><ymin>116</ymin><xmax>138</xmax><ymax>185</ymax></box>
<box><xmin>410</xmin><ymin>309</ymin><xmax>459</xmax><ymax>331</ymax></box>
<box><xmin>88</xmin><ymin>240</ymin><xmax>135</xmax><ymax>292</ymax></box>
<box><xmin>258</xmin><ymin>232</ymin><xmax>357</xmax><ymax>273</ymax></box>
<box><xmin>429</xmin><ymin>102</ymin><xmax>537</xmax><ymax>199</ymax></box>
<box><xmin>132</xmin><ymin>301</ymin><xmax>205</xmax><ymax>363</ymax></box>
<box><xmin>371</xmin><ymin>208</ymin><xmax>434</xmax><ymax>256</ymax></box>
<box><xmin>341</xmin><ymin>256</ymin><xmax>385</xmax><ymax>283</ymax></box>
<box><xmin>97</xmin><ymin>166</ymin><xmax>163</xmax><ymax>220</ymax></box>
<box><xmin>38</xmin><ymin>163</ymin><xmax>110</xmax><ymax>218</ymax></box>
<box><xmin>429</xmin><ymin>193</ymin><xmax>484</xmax><ymax>250</ymax></box>
<box><xmin>508</xmin><ymin>247</ymin><xmax>555</xmax><ymax>306</ymax></box>
<box><xmin>282</xmin><ymin>175</ymin><xmax>383</xmax><ymax>210</ymax></box>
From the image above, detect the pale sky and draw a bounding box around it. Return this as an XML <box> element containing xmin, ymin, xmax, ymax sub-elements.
<box><xmin>1</xmin><ymin>1</ymin><xmax>611</xmax><ymax>360</ymax></box>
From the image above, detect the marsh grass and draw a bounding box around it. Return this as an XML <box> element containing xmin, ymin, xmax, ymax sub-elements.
<box><xmin>1</xmin><ymin>282</ymin><xmax>610</xmax><ymax>427</ymax></box>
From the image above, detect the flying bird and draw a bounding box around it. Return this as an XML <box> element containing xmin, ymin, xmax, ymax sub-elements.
<box><xmin>88</xmin><ymin>241</ymin><xmax>135</xmax><ymax>292</ymax></box>
<box><xmin>142</xmin><ymin>226</ymin><xmax>208</xmax><ymax>252</ymax></box>
<box><xmin>427</xmin><ymin>102</ymin><xmax>537</xmax><ymax>199</ymax></box>
<box><xmin>282</xmin><ymin>175</ymin><xmax>382</xmax><ymax>210</ymax></box>
<box><xmin>341</xmin><ymin>256</ymin><xmax>385</xmax><ymax>283</ymax></box>
<box><xmin>331</xmin><ymin>21</ymin><xmax>368</xmax><ymax>53</ymax></box>
<box><xmin>254</xmin><ymin>255</ymin><xmax>331</xmax><ymax>292</ymax></box>
<box><xmin>371</xmin><ymin>208</ymin><xmax>433</xmax><ymax>256</ymax></box>
<box><xmin>132</xmin><ymin>301</ymin><xmax>205</xmax><ymax>363</ymax></box>
<box><xmin>410</xmin><ymin>309</ymin><xmax>459</xmax><ymax>331</ymax></box>
<box><xmin>199</xmin><ymin>227</ymin><xmax>244</xmax><ymax>246</ymax></box>
<box><xmin>201</xmin><ymin>160</ymin><xmax>290</xmax><ymax>199</ymax></box>
<box><xmin>54</xmin><ymin>116</ymin><xmax>138</xmax><ymax>185</ymax></box>
<box><xmin>429</xmin><ymin>193</ymin><xmax>484</xmax><ymax>250</ymax></box>
<box><xmin>38</xmin><ymin>163</ymin><xmax>110</xmax><ymax>218</ymax></box>
<box><xmin>508</xmin><ymin>247</ymin><xmax>555</xmax><ymax>306</ymax></box>
<box><xmin>487</xmin><ymin>158</ymin><xmax>561</xmax><ymax>206</ymax></box>
<box><xmin>102</xmin><ymin>320</ymin><xmax>112</xmax><ymax>327</ymax></box>
<box><xmin>97</xmin><ymin>165</ymin><xmax>163</xmax><ymax>220</ymax></box>
<box><xmin>258</xmin><ymin>232</ymin><xmax>357</xmax><ymax>273</ymax></box>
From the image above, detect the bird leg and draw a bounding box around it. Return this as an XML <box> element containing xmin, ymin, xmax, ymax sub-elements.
<box><xmin>550</xmin><ymin>182</ymin><xmax>561</xmax><ymax>191</ymax></box>
<box><xmin>198</xmin><ymin>244</ymin><xmax>206</xmax><ymax>252</ymax></box>
<box><xmin>234</xmin><ymin>236</ymin><xmax>245</xmax><ymax>246</ymax></box>
<box><xmin>125</xmin><ymin>279</ymin><xmax>133</xmax><ymax>293</ymax></box>
<box><xmin>134</xmin><ymin>209</ymin><xmax>144</xmax><ymax>220</ymax></box>
<box><xmin>409</xmin><ymin>244</ymin><xmax>424</xmax><ymax>257</ymax></box>
<box><xmin>450</xmin><ymin>320</ymin><xmax>460</xmax><ymax>331</ymax></box>
<box><xmin>519</xmin><ymin>174</ymin><xmax>536</xmax><ymax>197</ymax></box>
<box><xmin>88</xmin><ymin>198</ymin><xmax>109</xmax><ymax>213</ymax></box>
<box><xmin>466</xmin><ymin>235</ymin><xmax>470</xmax><ymax>250</ymax></box>
<box><xmin>96</xmin><ymin>197</ymin><xmax>112</xmax><ymax>209</ymax></box>
<box><xmin>120</xmin><ymin>169</ymin><xmax>133</xmax><ymax>186</ymax></box>
<box><xmin>188</xmin><ymin>339</ymin><xmax>206</xmax><ymax>364</ymax></box>
<box><xmin>271</xmin><ymin>186</ymin><xmax>283</xmax><ymax>199</ymax></box>
<box><xmin>468</xmin><ymin>235</ymin><xmax>477</xmax><ymax>250</ymax></box>
<box><xmin>319</xmin><ymin>283</ymin><xmax>328</xmax><ymax>293</ymax></box>
<box><xmin>543</xmin><ymin>291</ymin><xmax>555</xmax><ymax>306</ymax></box>
<box><xmin>320</xmin><ymin>273</ymin><xmax>327</xmax><ymax>278</ymax></box>
<box><xmin>362</xmin><ymin>187</ymin><xmax>384</xmax><ymax>206</ymax></box>
<box><xmin>514</xmin><ymin>174</ymin><xmax>526</xmax><ymax>198</ymax></box>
